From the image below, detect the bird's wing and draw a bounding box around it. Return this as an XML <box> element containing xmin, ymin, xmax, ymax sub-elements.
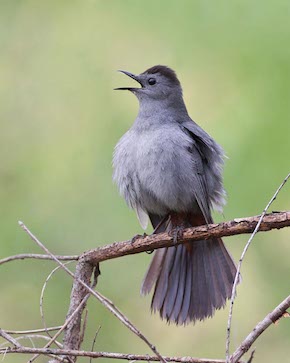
<box><xmin>181</xmin><ymin>119</ymin><xmax>219</xmax><ymax>153</ymax></box>
<box><xmin>181</xmin><ymin>118</ymin><xmax>226</xmax><ymax>214</ymax></box>
<box><xmin>180</xmin><ymin>121</ymin><xmax>216</xmax><ymax>222</ymax></box>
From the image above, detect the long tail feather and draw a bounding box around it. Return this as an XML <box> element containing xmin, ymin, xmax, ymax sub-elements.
<box><xmin>141</xmin><ymin>213</ymin><xmax>238</xmax><ymax>324</ymax></box>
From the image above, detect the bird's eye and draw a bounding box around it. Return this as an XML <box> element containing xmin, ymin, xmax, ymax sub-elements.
<box><xmin>148</xmin><ymin>78</ymin><xmax>156</xmax><ymax>85</ymax></box>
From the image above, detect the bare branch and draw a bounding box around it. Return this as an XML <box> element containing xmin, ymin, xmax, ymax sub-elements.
<box><xmin>0</xmin><ymin>332</ymin><xmax>67</xmax><ymax>362</ymax></box>
<box><xmin>2</xmin><ymin>212</ymin><xmax>289</xmax><ymax>271</ymax></box>
<box><xmin>5</xmin><ymin>327</ymin><xmax>63</xmax><ymax>335</ymax></box>
<box><xmin>29</xmin><ymin>291</ymin><xmax>92</xmax><ymax>363</ymax></box>
<box><xmin>0</xmin><ymin>329</ymin><xmax>22</xmax><ymax>348</ymax></box>
<box><xmin>82</xmin><ymin>211</ymin><xmax>290</xmax><ymax>264</ymax></box>
<box><xmin>7</xmin><ymin>178</ymin><xmax>288</xmax><ymax>363</ymax></box>
<box><xmin>0</xmin><ymin>334</ymin><xmax>63</xmax><ymax>348</ymax></box>
<box><xmin>62</xmin><ymin>261</ymin><xmax>97</xmax><ymax>358</ymax></box>
<box><xmin>0</xmin><ymin>347</ymin><xmax>245</xmax><ymax>363</ymax></box>
<box><xmin>246</xmin><ymin>351</ymin><xmax>255</xmax><ymax>363</ymax></box>
<box><xmin>0</xmin><ymin>212</ymin><xmax>287</xmax><ymax>271</ymax></box>
<box><xmin>226</xmin><ymin>173</ymin><xmax>290</xmax><ymax>361</ymax></box>
<box><xmin>19</xmin><ymin>222</ymin><xmax>167</xmax><ymax>363</ymax></box>
<box><xmin>89</xmin><ymin>326</ymin><xmax>101</xmax><ymax>363</ymax></box>
<box><xmin>230</xmin><ymin>294</ymin><xmax>290</xmax><ymax>362</ymax></box>
<box><xmin>40</xmin><ymin>263</ymin><xmax>73</xmax><ymax>345</ymax></box>
<box><xmin>0</xmin><ymin>254</ymin><xmax>78</xmax><ymax>266</ymax></box>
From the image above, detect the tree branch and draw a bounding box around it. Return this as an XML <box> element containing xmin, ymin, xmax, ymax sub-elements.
<box><xmin>0</xmin><ymin>253</ymin><xmax>78</xmax><ymax>266</ymax></box>
<box><xmin>226</xmin><ymin>173</ymin><xmax>290</xmax><ymax>362</ymax></box>
<box><xmin>18</xmin><ymin>222</ymin><xmax>167</xmax><ymax>363</ymax></box>
<box><xmin>230</xmin><ymin>295</ymin><xmax>290</xmax><ymax>363</ymax></box>
<box><xmin>0</xmin><ymin>347</ymin><xmax>244</xmax><ymax>363</ymax></box>
<box><xmin>62</xmin><ymin>261</ymin><xmax>97</xmax><ymax>356</ymax></box>
<box><xmin>82</xmin><ymin>211</ymin><xmax>290</xmax><ymax>264</ymax></box>
<box><xmin>5</xmin><ymin>327</ymin><xmax>62</xmax><ymax>335</ymax></box>
<box><xmin>1</xmin><ymin>209</ymin><xmax>287</xmax><ymax>363</ymax></box>
<box><xmin>0</xmin><ymin>329</ymin><xmax>22</xmax><ymax>348</ymax></box>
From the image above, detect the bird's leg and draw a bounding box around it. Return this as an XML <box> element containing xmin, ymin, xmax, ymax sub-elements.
<box><xmin>152</xmin><ymin>214</ymin><xmax>169</xmax><ymax>234</ymax></box>
<box><xmin>170</xmin><ymin>226</ymin><xmax>185</xmax><ymax>245</ymax></box>
<box><xmin>168</xmin><ymin>212</ymin><xmax>187</xmax><ymax>245</ymax></box>
<box><xmin>131</xmin><ymin>214</ymin><xmax>169</xmax><ymax>245</ymax></box>
<box><xmin>145</xmin><ymin>214</ymin><xmax>169</xmax><ymax>253</ymax></box>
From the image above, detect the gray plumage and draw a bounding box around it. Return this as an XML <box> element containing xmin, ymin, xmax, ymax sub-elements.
<box><xmin>113</xmin><ymin>65</ymin><xmax>237</xmax><ymax>324</ymax></box>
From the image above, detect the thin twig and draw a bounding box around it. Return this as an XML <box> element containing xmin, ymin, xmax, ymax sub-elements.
<box><xmin>230</xmin><ymin>294</ymin><xmax>290</xmax><ymax>362</ymax></box>
<box><xmin>225</xmin><ymin>173</ymin><xmax>290</xmax><ymax>362</ymax></box>
<box><xmin>5</xmin><ymin>327</ymin><xmax>62</xmax><ymax>335</ymax></box>
<box><xmin>0</xmin><ymin>331</ymin><xmax>66</xmax><ymax>362</ymax></box>
<box><xmin>0</xmin><ymin>329</ymin><xmax>22</xmax><ymax>348</ymax></box>
<box><xmin>89</xmin><ymin>326</ymin><xmax>101</xmax><ymax>363</ymax></box>
<box><xmin>0</xmin><ymin>347</ymin><xmax>245</xmax><ymax>363</ymax></box>
<box><xmin>40</xmin><ymin>263</ymin><xmax>72</xmax><ymax>344</ymax></box>
<box><xmin>28</xmin><ymin>291</ymin><xmax>91</xmax><ymax>363</ymax></box>
<box><xmin>0</xmin><ymin>334</ymin><xmax>63</xmax><ymax>348</ymax></box>
<box><xmin>29</xmin><ymin>268</ymin><xmax>96</xmax><ymax>363</ymax></box>
<box><xmin>0</xmin><ymin>254</ymin><xmax>78</xmax><ymax>266</ymax></box>
<box><xmin>246</xmin><ymin>351</ymin><xmax>255</xmax><ymax>363</ymax></box>
<box><xmin>79</xmin><ymin>309</ymin><xmax>88</xmax><ymax>347</ymax></box>
<box><xmin>19</xmin><ymin>222</ymin><xmax>167</xmax><ymax>363</ymax></box>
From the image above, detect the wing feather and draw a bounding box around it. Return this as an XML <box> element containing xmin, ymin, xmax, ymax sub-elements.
<box><xmin>181</xmin><ymin>120</ymin><xmax>226</xmax><ymax>219</ymax></box>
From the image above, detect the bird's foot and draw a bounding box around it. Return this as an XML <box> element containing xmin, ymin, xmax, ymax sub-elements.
<box><xmin>169</xmin><ymin>226</ymin><xmax>184</xmax><ymax>245</ymax></box>
<box><xmin>131</xmin><ymin>233</ymin><xmax>153</xmax><ymax>254</ymax></box>
<box><xmin>130</xmin><ymin>233</ymin><xmax>147</xmax><ymax>244</ymax></box>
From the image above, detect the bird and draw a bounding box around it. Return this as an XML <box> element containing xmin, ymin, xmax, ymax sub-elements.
<box><xmin>113</xmin><ymin>65</ymin><xmax>237</xmax><ymax>325</ymax></box>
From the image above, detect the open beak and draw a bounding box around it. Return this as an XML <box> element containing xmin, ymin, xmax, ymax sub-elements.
<box><xmin>114</xmin><ymin>70</ymin><xmax>143</xmax><ymax>91</ymax></box>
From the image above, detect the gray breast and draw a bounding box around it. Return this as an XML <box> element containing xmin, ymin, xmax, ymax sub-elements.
<box><xmin>113</xmin><ymin>124</ymin><xmax>200</xmax><ymax>215</ymax></box>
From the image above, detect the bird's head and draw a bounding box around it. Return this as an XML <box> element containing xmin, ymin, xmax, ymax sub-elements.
<box><xmin>115</xmin><ymin>65</ymin><xmax>183</xmax><ymax>104</ymax></box>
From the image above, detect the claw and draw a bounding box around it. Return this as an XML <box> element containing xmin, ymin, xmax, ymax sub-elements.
<box><xmin>169</xmin><ymin>226</ymin><xmax>184</xmax><ymax>245</ymax></box>
<box><xmin>130</xmin><ymin>233</ymin><xmax>147</xmax><ymax>244</ymax></box>
<box><xmin>146</xmin><ymin>249</ymin><xmax>154</xmax><ymax>254</ymax></box>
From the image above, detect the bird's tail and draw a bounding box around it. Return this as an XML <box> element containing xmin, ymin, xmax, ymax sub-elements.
<box><xmin>141</xmin><ymin>213</ymin><xmax>238</xmax><ymax>324</ymax></box>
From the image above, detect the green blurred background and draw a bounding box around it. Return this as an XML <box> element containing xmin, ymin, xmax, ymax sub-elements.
<box><xmin>0</xmin><ymin>1</ymin><xmax>289</xmax><ymax>362</ymax></box>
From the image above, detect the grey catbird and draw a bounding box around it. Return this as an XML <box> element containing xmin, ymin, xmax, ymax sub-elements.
<box><xmin>113</xmin><ymin>65</ymin><xmax>237</xmax><ymax>325</ymax></box>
